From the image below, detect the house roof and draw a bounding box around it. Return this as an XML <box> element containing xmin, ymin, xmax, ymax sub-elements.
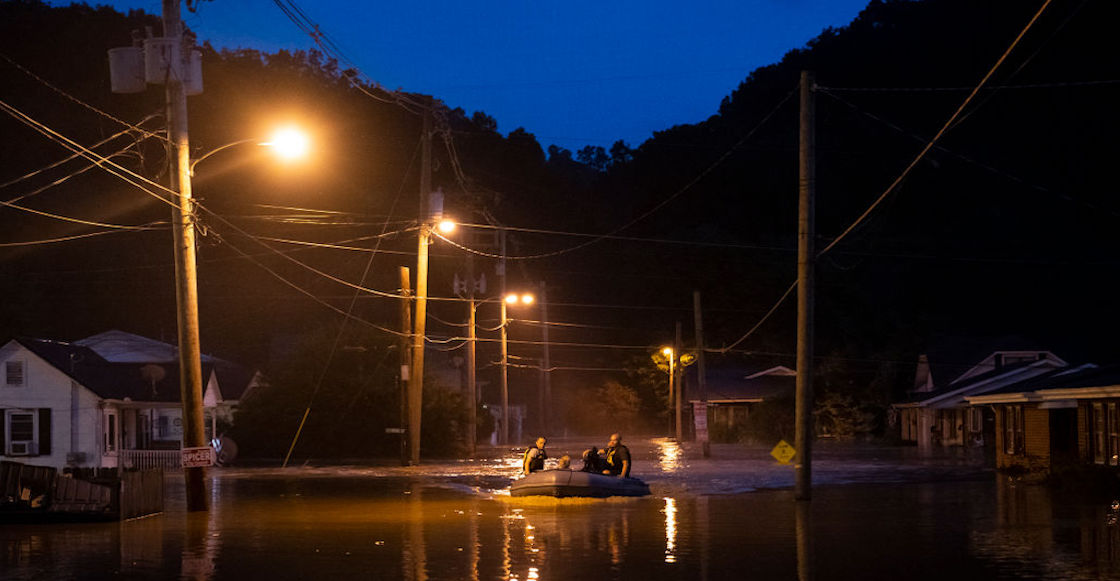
<box><xmin>896</xmin><ymin>358</ymin><xmax>1066</xmax><ymax>409</ymax></box>
<box><xmin>11</xmin><ymin>331</ymin><xmax>256</xmax><ymax>404</ymax></box>
<box><xmin>74</xmin><ymin>329</ymin><xmax>217</xmax><ymax>364</ymax></box>
<box><xmin>920</xmin><ymin>334</ymin><xmax>1049</xmax><ymax>386</ymax></box>
<box><xmin>966</xmin><ymin>364</ymin><xmax>1120</xmax><ymax>404</ymax></box>
<box><xmin>696</xmin><ymin>366</ymin><xmax>795</xmax><ymax>403</ymax></box>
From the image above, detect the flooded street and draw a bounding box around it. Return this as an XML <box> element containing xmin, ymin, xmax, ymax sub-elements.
<box><xmin>4</xmin><ymin>439</ymin><xmax>1120</xmax><ymax>580</ymax></box>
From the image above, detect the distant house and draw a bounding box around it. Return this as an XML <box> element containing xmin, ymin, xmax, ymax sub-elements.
<box><xmin>0</xmin><ymin>330</ymin><xmax>260</xmax><ymax>470</ymax></box>
<box><xmin>690</xmin><ymin>365</ymin><xmax>796</xmax><ymax>443</ymax></box>
<box><xmin>893</xmin><ymin>346</ymin><xmax>1067</xmax><ymax>453</ymax></box>
<box><xmin>966</xmin><ymin>364</ymin><xmax>1120</xmax><ymax>476</ymax></box>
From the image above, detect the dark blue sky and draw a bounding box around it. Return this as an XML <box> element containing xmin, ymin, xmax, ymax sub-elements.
<box><xmin>66</xmin><ymin>0</ymin><xmax>870</xmax><ymax>149</ymax></box>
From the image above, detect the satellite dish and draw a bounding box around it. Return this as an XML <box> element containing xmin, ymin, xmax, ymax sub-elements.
<box><xmin>140</xmin><ymin>364</ymin><xmax>166</xmax><ymax>396</ymax></box>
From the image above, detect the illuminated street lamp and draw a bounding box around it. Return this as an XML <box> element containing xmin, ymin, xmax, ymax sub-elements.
<box><xmin>654</xmin><ymin>346</ymin><xmax>696</xmax><ymax>441</ymax></box>
<box><xmin>184</xmin><ymin>128</ymin><xmax>310</xmax><ymax>476</ymax></box>
<box><xmin>661</xmin><ymin>347</ymin><xmax>676</xmax><ymax>437</ymax></box>
<box><xmin>190</xmin><ymin>127</ymin><xmax>311</xmax><ymax>175</ymax></box>
<box><xmin>500</xmin><ymin>291</ymin><xmax>535</xmax><ymax>445</ymax></box>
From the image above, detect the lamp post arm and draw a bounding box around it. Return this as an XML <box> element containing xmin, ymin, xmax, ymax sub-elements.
<box><xmin>189</xmin><ymin>138</ymin><xmax>257</xmax><ymax>175</ymax></box>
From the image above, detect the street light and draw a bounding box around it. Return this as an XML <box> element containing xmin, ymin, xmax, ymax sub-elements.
<box><xmin>183</xmin><ymin>128</ymin><xmax>310</xmax><ymax>475</ymax></box>
<box><xmin>655</xmin><ymin>346</ymin><xmax>696</xmax><ymax>441</ymax></box>
<box><xmin>500</xmin><ymin>291</ymin><xmax>535</xmax><ymax>445</ymax></box>
<box><xmin>190</xmin><ymin>127</ymin><xmax>311</xmax><ymax>175</ymax></box>
<box><xmin>661</xmin><ymin>347</ymin><xmax>676</xmax><ymax>438</ymax></box>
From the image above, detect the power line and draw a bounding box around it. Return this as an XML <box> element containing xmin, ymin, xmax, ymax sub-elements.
<box><xmin>817</xmin><ymin>0</ymin><xmax>1055</xmax><ymax>257</ymax></box>
<box><xmin>433</xmin><ymin>87</ymin><xmax>798</xmax><ymax>261</ymax></box>
<box><xmin>0</xmin><ymin>52</ymin><xmax>167</xmax><ymax>142</ymax></box>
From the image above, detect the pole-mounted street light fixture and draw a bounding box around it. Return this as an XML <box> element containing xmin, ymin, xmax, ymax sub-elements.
<box><xmin>500</xmin><ymin>291</ymin><xmax>535</xmax><ymax>445</ymax></box>
<box><xmin>654</xmin><ymin>346</ymin><xmax>696</xmax><ymax>441</ymax></box>
<box><xmin>190</xmin><ymin>127</ymin><xmax>311</xmax><ymax>175</ymax></box>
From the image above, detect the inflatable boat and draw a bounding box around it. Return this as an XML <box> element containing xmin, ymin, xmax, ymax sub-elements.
<box><xmin>510</xmin><ymin>470</ymin><xmax>651</xmax><ymax>498</ymax></box>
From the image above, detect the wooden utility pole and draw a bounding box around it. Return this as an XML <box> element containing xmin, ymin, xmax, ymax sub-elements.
<box><xmin>162</xmin><ymin>0</ymin><xmax>206</xmax><ymax>512</ymax></box>
<box><xmin>539</xmin><ymin>281</ymin><xmax>552</xmax><ymax>435</ymax></box>
<box><xmin>409</xmin><ymin>107</ymin><xmax>432</xmax><ymax>465</ymax></box>
<box><xmin>693</xmin><ymin>291</ymin><xmax>710</xmax><ymax>457</ymax></box>
<box><xmin>498</xmin><ymin>229</ymin><xmax>509</xmax><ymax>445</ymax></box>
<box><xmin>398</xmin><ymin>266</ymin><xmax>412</xmax><ymax>465</ymax></box>
<box><xmin>466</xmin><ymin>296</ymin><xmax>477</xmax><ymax>456</ymax></box>
<box><xmin>674</xmin><ymin>321</ymin><xmax>683</xmax><ymax>442</ymax></box>
<box><xmin>795</xmin><ymin>70</ymin><xmax>816</xmax><ymax>501</ymax></box>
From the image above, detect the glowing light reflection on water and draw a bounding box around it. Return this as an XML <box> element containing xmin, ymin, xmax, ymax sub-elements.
<box><xmin>6</xmin><ymin>443</ymin><xmax>1120</xmax><ymax>580</ymax></box>
<box><xmin>662</xmin><ymin>497</ymin><xmax>678</xmax><ymax>564</ymax></box>
<box><xmin>654</xmin><ymin>438</ymin><xmax>684</xmax><ymax>473</ymax></box>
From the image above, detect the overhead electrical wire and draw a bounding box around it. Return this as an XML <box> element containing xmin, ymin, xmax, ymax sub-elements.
<box><xmin>0</xmin><ymin>99</ymin><xmax>181</xmax><ymax>209</ymax></box>
<box><xmin>711</xmin><ymin>0</ymin><xmax>1058</xmax><ymax>355</ymax></box>
<box><xmin>0</xmin><ymin>52</ymin><xmax>167</xmax><ymax>142</ymax></box>
<box><xmin>817</xmin><ymin>0</ymin><xmax>1055</xmax><ymax>258</ymax></box>
<box><xmin>816</xmin><ymin>88</ymin><xmax>1119</xmax><ymax>219</ymax></box>
<box><xmin>1</xmin><ymin>120</ymin><xmax>158</xmax><ymax>195</ymax></box>
<box><xmin>433</xmin><ymin>87</ymin><xmax>798</xmax><ymax>261</ymax></box>
<box><xmin>280</xmin><ymin>136</ymin><xmax>420</xmax><ymax>467</ymax></box>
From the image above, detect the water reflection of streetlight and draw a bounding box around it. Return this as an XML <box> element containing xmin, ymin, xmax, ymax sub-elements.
<box><xmin>663</xmin><ymin>497</ymin><xmax>678</xmax><ymax>564</ymax></box>
<box><xmin>656</xmin><ymin>437</ymin><xmax>684</xmax><ymax>473</ymax></box>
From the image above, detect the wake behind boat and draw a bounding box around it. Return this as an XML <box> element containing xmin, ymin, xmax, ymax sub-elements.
<box><xmin>510</xmin><ymin>469</ymin><xmax>651</xmax><ymax>498</ymax></box>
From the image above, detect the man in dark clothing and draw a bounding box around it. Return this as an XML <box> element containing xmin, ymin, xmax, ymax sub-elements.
<box><xmin>603</xmin><ymin>433</ymin><xmax>631</xmax><ymax>478</ymax></box>
<box><xmin>522</xmin><ymin>437</ymin><xmax>548</xmax><ymax>475</ymax></box>
<box><xmin>580</xmin><ymin>447</ymin><xmax>605</xmax><ymax>472</ymax></box>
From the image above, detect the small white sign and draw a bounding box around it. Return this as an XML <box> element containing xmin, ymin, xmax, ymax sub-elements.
<box><xmin>181</xmin><ymin>446</ymin><xmax>215</xmax><ymax>468</ymax></box>
<box><xmin>385</xmin><ymin>427</ymin><xmax>406</xmax><ymax>434</ymax></box>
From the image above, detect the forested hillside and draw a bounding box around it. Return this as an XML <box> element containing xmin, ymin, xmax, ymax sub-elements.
<box><xmin>2</xmin><ymin>0</ymin><xmax>1117</xmax><ymax>442</ymax></box>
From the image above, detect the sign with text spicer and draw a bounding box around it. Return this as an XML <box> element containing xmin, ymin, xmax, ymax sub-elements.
<box><xmin>181</xmin><ymin>446</ymin><xmax>215</xmax><ymax>468</ymax></box>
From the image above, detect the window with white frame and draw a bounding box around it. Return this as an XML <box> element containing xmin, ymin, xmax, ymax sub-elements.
<box><xmin>6</xmin><ymin>409</ymin><xmax>37</xmax><ymax>456</ymax></box>
<box><xmin>5</xmin><ymin>361</ymin><xmax>25</xmax><ymax>387</ymax></box>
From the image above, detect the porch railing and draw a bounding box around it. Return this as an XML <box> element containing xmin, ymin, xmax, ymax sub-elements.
<box><xmin>120</xmin><ymin>449</ymin><xmax>181</xmax><ymax>470</ymax></box>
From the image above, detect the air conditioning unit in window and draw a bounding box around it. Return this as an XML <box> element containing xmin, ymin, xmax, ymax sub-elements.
<box><xmin>10</xmin><ymin>441</ymin><xmax>32</xmax><ymax>456</ymax></box>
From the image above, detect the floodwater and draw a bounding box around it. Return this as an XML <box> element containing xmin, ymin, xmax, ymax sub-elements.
<box><xmin>4</xmin><ymin>438</ymin><xmax>1120</xmax><ymax>580</ymax></box>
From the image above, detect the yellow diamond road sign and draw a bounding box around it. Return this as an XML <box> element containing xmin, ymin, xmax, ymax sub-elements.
<box><xmin>771</xmin><ymin>440</ymin><xmax>796</xmax><ymax>465</ymax></box>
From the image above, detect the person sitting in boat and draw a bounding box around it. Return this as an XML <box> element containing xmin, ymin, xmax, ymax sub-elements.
<box><xmin>602</xmin><ymin>433</ymin><xmax>632</xmax><ymax>478</ymax></box>
<box><xmin>556</xmin><ymin>454</ymin><xmax>571</xmax><ymax>470</ymax></box>
<box><xmin>522</xmin><ymin>437</ymin><xmax>548</xmax><ymax>475</ymax></box>
<box><xmin>580</xmin><ymin>447</ymin><xmax>605</xmax><ymax>473</ymax></box>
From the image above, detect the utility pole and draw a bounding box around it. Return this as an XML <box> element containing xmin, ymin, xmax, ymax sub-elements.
<box><xmin>409</xmin><ymin>106</ymin><xmax>433</xmax><ymax>465</ymax></box>
<box><xmin>674</xmin><ymin>321</ymin><xmax>683</xmax><ymax>442</ymax></box>
<box><xmin>162</xmin><ymin>0</ymin><xmax>206</xmax><ymax>512</ymax></box>
<box><xmin>795</xmin><ymin>70</ymin><xmax>816</xmax><ymax>501</ymax></box>
<box><xmin>693</xmin><ymin>290</ymin><xmax>710</xmax><ymax>457</ymax></box>
<box><xmin>498</xmin><ymin>229</ymin><xmax>509</xmax><ymax>445</ymax></box>
<box><xmin>538</xmin><ymin>281</ymin><xmax>551</xmax><ymax>435</ymax></box>
<box><xmin>466</xmin><ymin>295</ymin><xmax>477</xmax><ymax>456</ymax></box>
<box><xmin>398</xmin><ymin>266</ymin><xmax>411</xmax><ymax>466</ymax></box>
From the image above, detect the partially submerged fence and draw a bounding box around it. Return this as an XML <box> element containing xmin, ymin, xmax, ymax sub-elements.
<box><xmin>1</xmin><ymin>461</ymin><xmax>163</xmax><ymax>521</ymax></box>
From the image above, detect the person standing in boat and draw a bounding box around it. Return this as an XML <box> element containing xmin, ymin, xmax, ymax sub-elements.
<box><xmin>603</xmin><ymin>433</ymin><xmax>631</xmax><ymax>478</ymax></box>
<box><xmin>522</xmin><ymin>436</ymin><xmax>548</xmax><ymax>475</ymax></box>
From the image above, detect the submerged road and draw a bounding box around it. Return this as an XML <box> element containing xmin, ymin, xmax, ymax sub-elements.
<box><xmin>5</xmin><ymin>439</ymin><xmax>1118</xmax><ymax>580</ymax></box>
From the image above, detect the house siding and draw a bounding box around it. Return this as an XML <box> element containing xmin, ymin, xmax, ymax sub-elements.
<box><xmin>1078</xmin><ymin>403</ymin><xmax>1089</xmax><ymax>462</ymax></box>
<box><xmin>0</xmin><ymin>343</ymin><xmax>103</xmax><ymax>468</ymax></box>
<box><xmin>995</xmin><ymin>404</ymin><xmax>1051</xmax><ymax>474</ymax></box>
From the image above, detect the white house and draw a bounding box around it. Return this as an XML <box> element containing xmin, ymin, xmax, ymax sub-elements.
<box><xmin>0</xmin><ymin>331</ymin><xmax>260</xmax><ymax>470</ymax></box>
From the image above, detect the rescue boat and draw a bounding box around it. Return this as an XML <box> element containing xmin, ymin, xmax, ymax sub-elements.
<box><xmin>509</xmin><ymin>469</ymin><xmax>651</xmax><ymax>498</ymax></box>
